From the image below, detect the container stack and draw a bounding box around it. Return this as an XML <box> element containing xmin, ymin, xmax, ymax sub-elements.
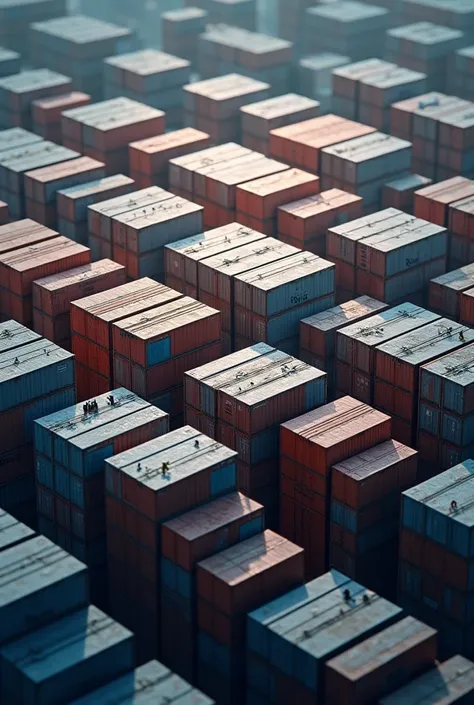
<box><xmin>68</xmin><ymin>660</ymin><xmax>216</xmax><ymax>704</ymax></box>
<box><xmin>165</xmin><ymin>223</ymin><xmax>267</xmax><ymax>299</ymax></box>
<box><xmin>269</xmin><ymin>114</ymin><xmax>377</xmax><ymax>177</ymax></box>
<box><xmin>24</xmin><ymin>156</ymin><xmax>106</xmax><ymax>229</ymax></box>
<box><xmin>183</xmin><ymin>75</ymin><xmax>271</xmax><ymax>145</ymax></box>
<box><xmin>196</xmin><ymin>530</ymin><xmax>304</xmax><ymax>705</ymax></box>
<box><xmin>0</xmin><ymin>532</ymin><xmax>88</xmax><ymax>648</ymax></box>
<box><xmin>329</xmin><ymin>440</ymin><xmax>418</xmax><ymax>600</ymax></box>
<box><xmin>382</xmin><ymin>173</ymin><xmax>432</xmax><ymax>213</ymax></box>
<box><xmin>197</xmin><ymin>26</ymin><xmax>291</xmax><ymax>93</ymax></box>
<box><xmin>321</xmin><ymin>132</ymin><xmax>413</xmax><ymax>213</ymax></box>
<box><xmin>169</xmin><ymin>143</ymin><xmax>289</xmax><ymax>229</ymax></box>
<box><xmin>184</xmin><ymin>343</ymin><xmax>328</xmax><ymax>526</ymax></box>
<box><xmin>0</xmin><ymin>605</ymin><xmax>135</xmax><ymax>704</ymax></box>
<box><xmin>303</xmin><ymin>1</ymin><xmax>390</xmax><ymax>61</ymax></box>
<box><xmin>447</xmin><ymin>193</ymin><xmax>474</xmax><ymax>268</ymax></box>
<box><xmin>0</xmin><ymin>48</ymin><xmax>21</xmax><ymax>78</ymax></box>
<box><xmin>62</xmin><ymin>97</ymin><xmax>165</xmax><ymax>175</ymax></box>
<box><xmin>401</xmin><ymin>0</ymin><xmax>474</xmax><ymax>33</ymax></box>
<box><xmin>429</xmin><ymin>262</ymin><xmax>474</xmax><ymax>319</ymax></box>
<box><xmin>236</xmin><ymin>167</ymin><xmax>320</xmax><ymax>236</ymax></box>
<box><xmin>0</xmin><ymin>235</ymin><xmax>91</xmax><ymax>326</ymax></box>
<box><xmin>418</xmin><ymin>342</ymin><xmax>474</xmax><ymax>472</ymax></box>
<box><xmin>70</xmin><ymin>278</ymin><xmax>183</xmax><ymax>401</ymax></box>
<box><xmin>461</xmin><ymin>288</ymin><xmax>474</xmax><ymax>326</ymax></box>
<box><xmin>240</xmin><ymin>94</ymin><xmax>320</xmax><ymax>156</ymax></box>
<box><xmin>129</xmin><ymin>128</ymin><xmax>211</xmax><ymax>190</ymax></box>
<box><xmin>233</xmin><ymin>250</ymin><xmax>335</xmax><ymax>355</ymax></box>
<box><xmin>33</xmin><ymin>388</ymin><xmax>169</xmax><ymax>606</ymax></box>
<box><xmin>0</xmin><ymin>201</ymin><xmax>7</xmax><ymax>224</ymax></box>
<box><xmin>0</xmin><ymin>69</ymin><xmax>72</xmax><ymax>130</ymax></box>
<box><xmin>161</xmin><ymin>7</ymin><xmax>209</xmax><ymax>66</ymax></box>
<box><xmin>325</xmin><ymin>616</ymin><xmax>437</xmax><ymax>705</ymax></box>
<box><xmin>0</xmin><ymin>220</ymin><xmax>59</xmax><ymax>277</ymax></box>
<box><xmin>326</xmin><ymin>209</ymin><xmax>447</xmax><ymax>304</ymax></box>
<box><xmin>278</xmin><ymin>188</ymin><xmax>364</xmax><ymax>255</ymax></box>
<box><xmin>280</xmin><ymin>396</ymin><xmax>392</xmax><ymax>578</ymax></box>
<box><xmin>390</xmin><ymin>93</ymin><xmax>470</xmax><ymax>179</ymax></box>
<box><xmin>335</xmin><ymin>303</ymin><xmax>440</xmax><ymax>406</ymax></box>
<box><xmin>299</xmin><ymin>295</ymin><xmax>388</xmax><ymax>398</ymax></box>
<box><xmin>414</xmin><ymin>176</ymin><xmax>474</xmax><ymax>227</ymax></box>
<box><xmin>0</xmin><ymin>140</ymin><xmax>80</xmax><ymax>220</ymax></box>
<box><xmin>374</xmin><ymin>317</ymin><xmax>474</xmax><ymax>448</ymax></box>
<box><xmin>0</xmin><ymin>321</ymin><xmax>75</xmax><ymax>528</ymax></box>
<box><xmin>399</xmin><ymin>460</ymin><xmax>474</xmax><ymax>659</ymax></box>
<box><xmin>385</xmin><ymin>22</ymin><xmax>466</xmax><ymax>92</ymax></box>
<box><xmin>197</xmin><ymin>236</ymin><xmax>298</xmax><ymax>352</ymax></box>
<box><xmin>297</xmin><ymin>53</ymin><xmax>350</xmax><ymax>113</ymax></box>
<box><xmin>332</xmin><ymin>59</ymin><xmax>396</xmax><ymax>122</ymax></box>
<box><xmin>276</xmin><ymin>0</ymin><xmax>312</xmax><ymax>44</ymax></box>
<box><xmin>161</xmin><ymin>492</ymin><xmax>264</xmax><ymax>683</ymax></box>
<box><xmin>0</xmin><ymin>127</ymin><xmax>43</xmax><ymax>157</ymax></box>
<box><xmin>57</xmin><ymin>173</ymin><xmax>135</xmax><ymax>246</ymax></box>
<box><xmin>103</xmin><ymin>50</ymin><xmax>191</xmax><ymax>129</ymax></box>
<box><xmin>247</xmin><ymin>569</ymin><xmax>404</xmax><ymax>705</ymax></box>
<box><xmin>112</xmin><ymin>297</ymin><xmax>222</xmax><ymax>427</ymax></box>
<box><xmin>111</xmin><ymin>188</ymin><xmax>204</xmax><ymax>281</ymax></box>
<box><xmin>380</xmin><ymin>655</ymin><xmax>474</xmax><ymax>705</ymax></box>
<box><xmin>449</xmin><ymin>46</ymin><xmax>474</xmax><ymax>101</ymax></box>
<box><xmin>30</xmin><ymin>15</ymin><xmax>136</xmax><ymax>101</ymax></box>
<box><xmin>206</xmin><ymin>0</ymin><xmax>257</xmax><ymax>30</ymax></box>
<box><xmin>31</xmin><ymin>92</ymin><xmax>91</xmax><ymax>143</ymax></box>
<box><xmin>104</xmin><ymin>426</ymin><xmax>239</xmax><ymax>659</ymax></box>
<box><xmin>32</xmin><ymin>259</ymin><xmax>127</xmax><ymax>349</ymax></box>
<box><xmin>435</xmin><ymin>102</ymin><xmax>474</xmax><ymax>181</ymax></box>
<box><xmin>0</xmin><ymin>0</ymin><xmax>66</xmax><ymax>58</ymax></box>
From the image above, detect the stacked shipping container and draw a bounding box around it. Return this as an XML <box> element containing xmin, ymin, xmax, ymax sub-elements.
<box><xmin>33</xmin><ymin>388</ymin><xmax>169</xmax><ymax>605</ymax></box>
<box><xmin>104</xmin><ymin>426</ymin><xmax>238</xmax><ymax>660</ymax></box>
<box><xmin>382</xmin><ymin>173</ymin><xmax>432</xmax><ymax>213</ymax></box>
<box><xmin>0</xmin><ymin>69</ymin><xmax>72</xmax><ymax>130</ymax></box>
<box><xmin>161</xmin><ymin>7</ymin><xmax>208</xmax><ymax>65</ymax></box>
<box><xmin>429</xmin><ymin>262</ymin><xmax>474</xmax><ymax>319</ymax></box>
<box><xmin>280</xmin><ymin>396</ymin><xmax>392</xmax><ymax>578</ymax></box>
<box><xmin>31</xmin><ymin>92</ymin><xmax>91</xmax><ymax>143</ymax></box>
<box><xmin>297</xmin><ymin>53</ymin><xmax>350</xmax><ymax>113</ymax></box>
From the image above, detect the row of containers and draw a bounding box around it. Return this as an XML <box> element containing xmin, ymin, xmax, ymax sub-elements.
<box><xmin>4</xmin><ymin>377</ymin><xmax>474</xmax><ymax>704</ymax></box>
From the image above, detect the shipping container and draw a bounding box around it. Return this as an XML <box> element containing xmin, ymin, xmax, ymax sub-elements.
<box><xmin>0</xmin><ymin>605</ymin><xmax>134</xmax><ymax>705</ymax></box>
<box><xmin>0</xmin><ymin>220</ymin><xmax>60</xmax><ymax>261</ymax></box>
<box><xmin>429</xmin><ymin>263</ymin><xmax>474</xmax><ymax>320</ymax></box>
<box><xmin>379</xmin><ymin>654</ymin><xmax>474</xmax><ymax>705</ymax></box>
<box><xmin>335</xmin><ymin>302</ymin><xmax>440</xmax><ymax>403</ymax></box>
<box><xmin>196</xmin><ymin>529</ymin><xmax>304</xmax><ymax>705</ymax></box>
<box><xmin>70</xmin><ymin>277</ymin><xmax>183</xmax><ymax>400</ymax></box>
<box><xmin>105</xmin><ymin>426</ymin><xmax>238</xmax><ymax>660</ymax></box>
<box><xmin>247</xmin><ymin>569</ymin><xmax>404</xmax><ymax>705</ymax></box>
<box><xmin>69</xmin><ymin>659</ymin><xmax>215</xmax><ymax>704</ymax></box>
<box><xmin>162</xmin><ymin>6</ymin><xmax>208</xmax><ymax>65</ymax></box>
<box><xmin>280</xmin><ymin>396</ymin><xmax>391</xmax><ymax>577</ymax></box>
<box><xmin>32</xmin><ymin>91</ymin><xmax>91</xmax><ymax>142</ymax></box>
<box><xmin>448</xmin><ymin>194</ymin><xmax>474</xmax><ymax>269</ymax></box>
<box><xmin>414</xmin><ymin>176</ymin><xmax>474</xmax><ymax>226</ymax></box>
<box><xmin>161</xmin><ymin>491</ymin><xmax>264</xmax><ymax>681</ymax></box>
<box><xmin>382</xmin><ymin>173</ymin><xmax>432</xmax><ymax>213</ymax></box>
<box><xmin>325</xmin><ymin>616</ymin><xmax>437</xmax><ymax>705</ymax></box>
<box><xmin>164</xmin><ymin>222</ymin><xmax>267</xmax><ymax>298</ymax></box>
<box><xmin>32</xmin><ymin>259</ymin><xmax>127</xmax><ymax>348</ymax></box>
<box><xmin>0</xmin><ymin>509</ymin><xmax>35</xmax><ymax>553</ymax></box>
<box><xmin>0</xmin><ymin>68</ymin><xmax>72</xmax><ymax>130</ymax></box>
<box><xmin>375</xmin><ymin>318</ymin><xmax>474</xmax><ymax>446</ymax></box>
<box><xmin>0</xmin><ymin>534</ymin><xmax>88</xmax><ymax>645</ymax></box>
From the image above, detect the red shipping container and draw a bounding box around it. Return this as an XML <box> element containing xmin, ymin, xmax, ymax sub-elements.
<box><xmin>32</xmin><ymin>91</ymin><xmax>91</xmax><ymax>126</ymax></box>
<box><xmin>0</xmin><ymin>220</ymin><xmax>59</xmax><ymax>258</ymax></box>
<box><xmin>129</xmin><ymin>127</ymin><xmax>211</xmax><ymax>182</ymax></box>
<box><xmin>0</xmin><ymin>201</ymin><xmax>8</xmax><ymax>225</ymax></box>
<box><xmin>460</xmin><ymin>287</ymin><xmax>474</xmax><ymax>325</ymax></box>
<box><xmin>414</xmin><ymin>176</ymin><xmax>474</xmax><ymax>226</ymax></box>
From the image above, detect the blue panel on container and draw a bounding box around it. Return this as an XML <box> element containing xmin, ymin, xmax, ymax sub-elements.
<box><xmin>420</xmin><ymin>370</ymin><xmax>441</xmax><ymax>406</ymax></box>
<box><xmin>161</xmin><ymin>557</ymin><xmax>178</xmax><ymax>591</ymax></box>
<box><xmin>54</xmin><ymin>436</ymin><xmax>69</xmax><ymax>469</ymax></box>
<box><xmin>247</xmin><ymin>655</ymin><xmax>273</xmax><ymax>698</ymax></box>
<box><xmin>34</xmin><ymin>424</ymin><xmax>52</xmax><ymax>459</ymax></box>
<box><xmin>443</xmin><ymin>379</ymin><xmax>465</xmax><ymax>416</ymax></box>
<box><xmin>443</xmin><ymin>412</ymin><xmax>474</xmax><ymax>447</ymax></box>
<box><xmin>69</xmin><ymin>476</ymin><xmax>85</xmax><ymax>510</ymax></box>
<box><xmin>35</xmin><ymin>454</ymin><xmax>54</xmax><ymax>491</ymax></box>
<box><xmin>305</xmin><ymin>377</ymin><xmax>326</xmax><ymax>412</ymax></box>
<box><xmin>419</xmin><ymin>403</ymin><xmax>439</xmax><ymax>436</ymax></box>
<box><xmin>248</xmin><ymin>427</ymin><xmax>279</xmax><ymax>464</ymax></box>
<box><xmin>147</xmin><ymin>337</ymin><xmax>171</xmax><ymax>367</ymax></box>
<box><xmin>24</xmin><ymin>388</ymin><xmax>75</xmax><ymax>443</ymax></box>
<box><xmin>426</xmin><ymin>506</ymin><xmax>448</xmax><ymax>547</ymax></box>
<box><xmin>401</xmin><ymin>495</ymin><xmax>425</xmax><ymax>534</ymax></box>
<box><xmin>210</xmin><ymin>462</ymin><xmax>237</xmax><ymax>497</ymax></box>
<box><xmin>54</xmin><ymin>465</ymin><xmax>71</xmax><ymax>502</ymax></box>
<box><xmin>239</xmin><ymin>516</ymin><xmax>264</xmax><ymax>542</ymax></box>
<box><xmin>200</xmin><ymin>385</ymin><xmax>214</xmax><ymax>417</ymax></box>
<box><xmin>84</xmin><ymin>443</ymin><xmax>114</xmax><ymax>478</ymax></box>
<box><xmin>177</xmin><ymin>566</ymin><xmax>192</xmax><ymax>601</ymax></box>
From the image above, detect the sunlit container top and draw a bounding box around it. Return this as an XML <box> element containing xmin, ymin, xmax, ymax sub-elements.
<box><xmin>431</xmin><ymin>262</ymin><xmax>474</xmax><ymax>293</ymax></box>
<box><xmin>71</xmin><ymin>278</ymin><xmax>182</xmax><ymax>324</ymax></box>
<box><xmin>105</xmin><ymin>426</ymin><xmax>237</xmax><ymax>493</ymax></box>
<box><xmin>328</xmin><ymin>209</ymin><xmax>413</xmax><ymax>259</ymax></box>
<box><xmin>69</xmin><ymin>659</ymin><xmax>215</xmax><ymax>704</ymax></box>
<box><xmin>30</xmin><ymin>15</ymin><xmax>134</xmax><ymax>46</ymax></box>
<box><xmin>301</xmin><ymin>297</ymin><xmax>387</xmax><ymax>336</ymax></box>
<box><xmin>185</xmin><ymin>343</ymin><xmax>274</xmax><ymax>386</ymax></box>
<box><xmin>326</xmin><ymin>616</ymin><xmax>436</xmax><ymax>685</ymax></box>
<box><xmin>198</xmin><ymin>237</ymin><xmax>298</xmax><ymax>280</ymax></box>
<box><xmin>247</xmin><ymin>569</ymin><xmax>403</xmax><ymax>694</ymax></box>
<box><xmin>379</xmin><ymin>654</ymin><xmax>474</xmax><ymax>705</ymax></box>
<box><xmin>337</xmin><ymin>303</ymin><xmax>440</xmax><ymax>350</ymax></box>
<box><xmin>332</xmin><ymin>439</ymin><xmax>418</xmax><ymax>484</ymax></box>
<box><xmin>165</xmin><ymin>223</ymin><xmax>266</xmax><ymax>264</ymax></box>
<box><xmin>0</xmin><ymin>319</ymin><xmax>41</xmax><ymax>354</ymax></box>
<box><xmin>0</xmin><ymin>510</ymin><xmax>35</xmax><ymax>553</ymax></box>
<box><xmin>0</xmin><ymin>606</ymin><xmax>134</xmax><ymax>703</ymax></box>
<box><xmin>402</xmin><ymin>459</ymin><xmax>474</xmax><ymax>557</ymax></box>
<box><xmin>376</xmin><ymin>318</ymin><xmax>474</xmax><ymax>368</ymax></box>
<box><xmin>0</xmin><ymin>339</ymin><xmax>74</xmax><ymax>412</ymax></box>
<box><xmin>0</xmin><ymin>535</ymin><xmax>88</xmax><ymax>645</ymax></box>
<box><xmin>420</xmin><ymin>342</ymin><xmax>474</xmax><ymax>414</ymax></box>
